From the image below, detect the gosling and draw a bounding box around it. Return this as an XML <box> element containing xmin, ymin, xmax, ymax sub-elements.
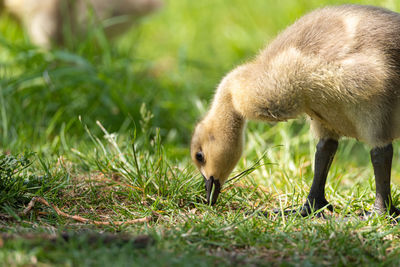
<box><xmin>191</xmin><ymin>4</ymin><xmax>400</xmax><ymax>216</ymax></box>
<box><xmin>3</xmin><ymin>0</ymin><xmax>162</xmax><ymax>48</ymax></box>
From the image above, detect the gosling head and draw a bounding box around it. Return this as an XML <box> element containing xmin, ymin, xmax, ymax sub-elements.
<box><xmin>191</xmin><ymin>115</ymin><xmax>244</xmax><ymax>205</ymax></box>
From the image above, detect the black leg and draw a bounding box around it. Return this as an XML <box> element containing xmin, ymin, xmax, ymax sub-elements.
<box><xmin>300</xmin><ymin>138</ymin><xmax>338</xmax><ymax>216</ymax></box>
<box><xmin>370</xmin><ymin>144</ymin><xmax>400</xmax><ymax>216</ymax></box>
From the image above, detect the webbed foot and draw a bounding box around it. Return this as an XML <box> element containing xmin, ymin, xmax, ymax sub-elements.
<box><xmin>271</xmin><ymin>198</ymin><xmax>333</xmax><ymax>218</ymax></box>
<box><xmin>373</xmin><ymin>202</ymin><xmax>400</xmax><ymax>217</ymax></box>
<box><xmin>298</xmin><ymin>198</ymin><xmax>333</xmax><ymax>217</ymax></box>
<box><xmin>358</xmin><ymin>205</ymin><xmax>400</xmax><ymax>222</ymax></box>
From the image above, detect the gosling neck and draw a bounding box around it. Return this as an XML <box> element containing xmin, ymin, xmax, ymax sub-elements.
<box><xmin>206</xmin><ymin>83</ymin><xmax>246</xmax><ymax>139</ymax></box>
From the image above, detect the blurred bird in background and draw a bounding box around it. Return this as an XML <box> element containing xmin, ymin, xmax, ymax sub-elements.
<box><xmin>2</xmin><ymin>0</ymin><xmax>163</xmax><ymax>47</ymax></box>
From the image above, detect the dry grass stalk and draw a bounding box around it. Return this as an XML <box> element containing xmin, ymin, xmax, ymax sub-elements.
<box><xmin>20</xmin><ymin>197</ymin><xmax>152</xmax><ymax>225</ymax></box>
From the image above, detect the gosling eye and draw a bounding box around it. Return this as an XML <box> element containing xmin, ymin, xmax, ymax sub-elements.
<box><xmin>195</xmin><ymin>151</ymin><xmax>205</xmax><ymax>164</ymax></box>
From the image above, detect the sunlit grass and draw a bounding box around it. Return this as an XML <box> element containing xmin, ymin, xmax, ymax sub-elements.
<box><xmin>2</xmin><ymin>0</ymin><xmax>400</xmax><ymax>265</ymax></box>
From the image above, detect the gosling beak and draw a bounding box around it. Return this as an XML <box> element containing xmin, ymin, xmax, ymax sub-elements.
<box><xmin>204</xmin><ymin>176</ymin><xmax>221</xmax><ymax>205</ymax></box>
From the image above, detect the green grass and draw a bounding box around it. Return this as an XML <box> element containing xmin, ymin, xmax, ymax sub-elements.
<box><xmin>3</xmin><ymin>0</ymin><xmax>400</xmax><ymax>266</ymax></box>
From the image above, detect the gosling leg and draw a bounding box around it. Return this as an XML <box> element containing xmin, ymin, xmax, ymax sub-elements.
<box><xmin>370</xmin><ymin>144</ymin><xmax>400</xmax><ymax>217</ymax></box>
<box><xmin>300</xmin><ymin>138</ymin><xmax>338</xmax><ymax>216</ymax></box>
